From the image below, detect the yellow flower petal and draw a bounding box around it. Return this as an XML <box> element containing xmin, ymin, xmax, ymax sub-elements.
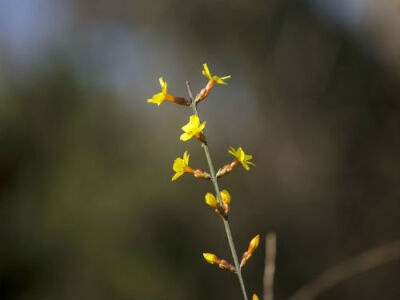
<box><xmin>205</xmin><ymin>193</ymin><xmax>218</xmax><ymax>208</ymax></box>
<box><xmin>220</xmin><ymin>190</ymin><xmax>231</xmax><ymax>204</ymax></box>
<box><xmin>201</xmin><ymin>63</ymin><xmax>231</xmax><ymax>85</ymax></box>
<box><xmin>173</xmin><ymin>159</ymin><xmax>184</xmax><ymax>173</ymax></box>
<box><xmin>159</xmin><ymin>77</ymin><xmax>168</xmax><ymax>94</ymax></box>
<box><xmin>228</xmin><ymin>146</ymin><xmax>237</xmax><ymax>157</ymax></box>
<box><xmin>213</xmin><ymin>75</ymin><xmax>231</xmax><ymax>85</ymax></box>
<box><xmin>202</xmin><ymin>63</ymin><xmax>212</xmax><ymax>80</ymax></box>
<box><xmin>147</xmin><ymin>92</ymin><xmax>165</xmax><ymax>106</ymax></box>
<box><xmin>180</xmin><ymin>132</ymin><xmax>194</xmax><ymax>141</ymax></box>
<box><xmin>183</xmin><ymin>151</ymin><xmax>190</xmax><ymax>165</ymax></box>
<box><xmin>159</xmin><ymin>77</ymin><xmax>165</xmax><ymax>87</ymax></box>
<box><xmin>171</xmin><ymin>172</ymin><xmax>184</xmax><ymax>181</ymax></box>
<box><xmin>190</xmin><ymin>115</ymin><xmax>200</xmax><ymax>127</ymax></box>
<box><xmin>199</xmin><ymin>121</ymin><xmax>206</xmax><ymax>132</ymax></box>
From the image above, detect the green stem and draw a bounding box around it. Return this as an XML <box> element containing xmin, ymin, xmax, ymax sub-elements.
<box><xmin>186</xmin><ymin>81</ymin><xmax>249</xmax><ymax>300</ymax></box>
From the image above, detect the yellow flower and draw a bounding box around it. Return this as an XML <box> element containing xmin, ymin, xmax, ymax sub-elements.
<box><xmin>171</xmin><ymin>151</ymin><xmax>194</xmax><ymax>181</ymax></box>
<box><xmin>180</xmin><ymin>115</ymin><xmax>206</xmax><ymax>141</ymax></box>
<box><xmin>202</xmin><ymin>63</ymin><xmax>231</xmax><ymax>85</ymax></box>
<box><xmin>203</xmin><ymin>253</ymin><xmax>218</xmax><ymax>264</ymax></box>
<box><xmin>205</xmin><ymin>193</ymin><xmax>218</xmax><ymax>208</ymax></box>
<box><xmin>205</xmin><ymin>190</ymin><xmax>231</xmax><ymax>208</ymax></box>
<box><xmin>147</xmin><ymin>77</ymin><xmax>178</xmax><ymax>106</ymax></box>
<box><xmin>220</xmin><ymin>189</ymin><xmax>231</xmax><ymax>205</ymax></box>
<box><xmin>253</xmin><ymin>294</ymin><xmax>260</xmax><ymax>300</ymax></box>
<box><xmin>228</xmin><ymin>146</ymin><xmax>256</xmax><ymax>171</ymax></box>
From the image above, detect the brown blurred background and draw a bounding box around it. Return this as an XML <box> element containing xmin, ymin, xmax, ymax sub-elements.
<box><xmin>1</xmin><ymin>0</ymin><xmax>400</xmax><ymax>299</ymax></box>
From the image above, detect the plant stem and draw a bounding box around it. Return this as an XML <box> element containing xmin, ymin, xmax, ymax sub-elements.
<box><xmin>186</xmin><ymin>81</ymin><xmax>249</xmax><ymax>300</ymax></box>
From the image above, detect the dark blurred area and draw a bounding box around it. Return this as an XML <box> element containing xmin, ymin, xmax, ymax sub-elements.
<box><xmin>1</xmin><ymin>0</ymin><xmax>400</xmax><ymax>299</ymax></box>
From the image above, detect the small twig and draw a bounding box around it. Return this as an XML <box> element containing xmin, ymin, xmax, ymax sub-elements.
<box><xmin>289</xmin><ymin>240</ymin><xmax>400</xmax><ymax>300</ymax></box>
<box><xmin>186</xmin><ymin>81</ymin><xmax>249</xmax><ymax>300</ymax></box>
<box><xmin>264</xmin><ymin>233</ymin><xmax>277</xmax><ymax>300</ymax></box>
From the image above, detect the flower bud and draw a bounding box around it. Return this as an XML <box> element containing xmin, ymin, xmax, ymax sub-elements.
<box><xmin>218</xmin><ymin>259</ymin><xmax>236</xmax><ymax>272</ymax></box>
<box><xmin>196</xmin><ymin>88</ymin><xmax>209</xmax><ymax>102</ymax></box>
<box><xmin>203</xmin><ymin>253</ymin><xmax>235</xmax><ymax>272</ymax></box>
<box><xmin>249</xmin><ymin>234</ymin><xmax>260</xmax><ymax>252</ymax></box>
<box><xmin>216</xmin><ymin>160</ymin><xmax>238</xmax><ymax>178</ymax></box>
<box><xmin>205</xmin><ymin>193</ymin><xmax>218</xmax><ymax>208</ymax></box>
<box><xmin>194</xmin><ymin>169</ymin><xmax>211</xmax><ymax>179</ymax></box>
<box><xmin>172</xmin><ymin>96</ymin><xmax>191</xmax><ymax>106</ymax></box>
<box><xmin>240</xmin><ymin>251</ymin><xmax>251</xmax><ymax>268</ymax></box>
<box><xmin>241</xmin><ymin>234</ymin><xmax>261</xmax><ymax>268</ymax></box>
<box><xmin>220</xmin><ymin>189</ymin><xmax>231</xmax><ymax>205</ymax></box>
<box><xmin>203</xmin><ymin>253</ymin><xmax>218</xmax><ymax>264</ymax></box>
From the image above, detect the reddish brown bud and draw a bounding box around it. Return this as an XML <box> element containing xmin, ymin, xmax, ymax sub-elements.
<box><xmin>164</xmin><ymin>94</ymin><xmax>190</xmax><ymax>106</ymax></box>
<box><xmin>193</xmin><ymin>169</ymin><xmax>211</xmax><ymax>179</ymax></box>
<box><xmin>218</xmin><ymin>259</ymin><xmax>236</xmax><ymax>272</ymax></box>
<box><xmin>195</xmin><ymin>80</ymin><xmax>216</xmax><ymax>104</ymax></box>
<box><xmin>216</xmin><ymin>159</ymin><xmax>239</xmax><ymax>177</ymax></box>
<box><xmin>240</xmin><ymin>251</ymin><xmax>251</xmax><ymax>268</ymax></box>
<box><xmin>196</xmin><ymin>88</ymin><xmax>209</xmax><ymax>102</ymax></box>
<box><xmin>173</xmin><ymin>96</ymin><xmax>191</xmax><ymax>106</ymax></box>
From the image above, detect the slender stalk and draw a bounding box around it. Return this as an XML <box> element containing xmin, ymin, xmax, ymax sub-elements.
<box><xmin>186</xmin><ymin>81</ymin><xmax>249</xmax><ymax>300</ymax></box>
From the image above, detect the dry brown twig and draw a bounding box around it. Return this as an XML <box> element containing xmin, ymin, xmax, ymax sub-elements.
<box><xmin>289</xmin><ymin>240</ymin><xmax>400</xmax><ymax>300</ymax></box>
<box><xmin>264</xmin><ymin>233</ymin><xmax>277</xmax><ymax>300</ymax></box>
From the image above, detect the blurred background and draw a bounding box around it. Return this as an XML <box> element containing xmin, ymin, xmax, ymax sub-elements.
<box><xmin>1</xmin><ymin>0</ymin><xmax>400</xmax><ymax>299</ymax></box>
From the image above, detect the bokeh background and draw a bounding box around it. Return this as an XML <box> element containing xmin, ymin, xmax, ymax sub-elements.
<box><xmin>1</xmin><ymin>0</ymin><xmax>400</xmax><ymax>299</ymax></box>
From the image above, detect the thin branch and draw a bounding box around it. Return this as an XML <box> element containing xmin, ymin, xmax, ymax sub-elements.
<box><xmin>264</xmin><ymin>233</ymin><xmax>277</xmax><ymax>300</ymax></box>
<box><xmin>289</xmin><ymin>240</ymin><xmax>400</xmax><ymax>300</ymax></box>
<box><xmin>186</xmin><ymin>81</ymin><xmax>249</xmax><ymax>300</ymax></box>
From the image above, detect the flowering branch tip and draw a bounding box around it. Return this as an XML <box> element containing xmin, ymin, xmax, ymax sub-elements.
<box><xmin>196</xmin><ymin>63</ymin><xmax>231</xmax><ymax>103</ymax></box>
<box><xmin>147</xmin><ymin>77</ymin><xmax>190</xmax><ymax>106</ymax></box>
